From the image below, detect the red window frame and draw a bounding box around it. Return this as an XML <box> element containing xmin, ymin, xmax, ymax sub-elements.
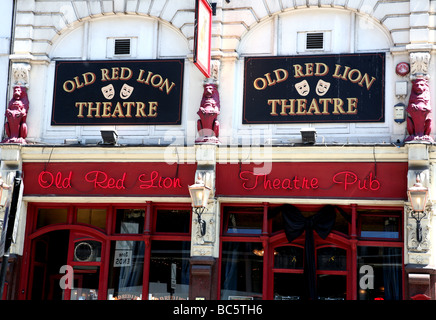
<box><xmin>19</xmin><ymin>202</ymin><xmax>192</xmax><ymax>300</ymax></box>
<box><xmin>218</xmin><ymin>203</ymin><xmax>405</xmax><ymax>300</ymax></box>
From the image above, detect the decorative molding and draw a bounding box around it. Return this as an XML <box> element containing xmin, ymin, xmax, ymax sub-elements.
<box><xmin>12</xmin><ymin>63</ymin><xmax>31</xmax><ymax>88</ymax></box>
<box><xmin>410</xmin><ymin>52</ymin><xmax>430</xmax><ymax>79</ymax></box>
<box><xmin>406</xmin><ymin>202</ymin><xmax>432</xmax><ymax>256</ymax></box>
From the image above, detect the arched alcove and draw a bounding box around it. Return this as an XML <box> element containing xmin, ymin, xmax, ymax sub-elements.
<box><xmin>238</xmin><ymin>8</ymin><xmax>392</xmax><ymax>56</ymax></box>
<box><xmin>49</xmin><ymin>15</ymin><xmax>190</xmax><ymax>60</ymax></box>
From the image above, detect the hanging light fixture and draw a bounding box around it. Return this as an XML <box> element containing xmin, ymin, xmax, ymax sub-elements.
<box><xmin>407</xmin><ymin>176</ymin><xmax>429</xmax><ymax>243</ymax></box>
<box><xmin>188</xmin><ymin>175</ymin><xmax>211</xmax><ymax>237</ymax></box>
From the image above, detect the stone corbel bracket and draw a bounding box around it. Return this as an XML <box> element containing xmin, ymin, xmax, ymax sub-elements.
<box><xmin>410</xmin><ymin>52</ymin><xmax>430</xmax><ymax>80</ymax></box>
<box><xmin>406</xmin><ymin>201</ymin><xmax>432</xmax><ymax>254</ymax></box>
<box><xmin>11</xmin><ymin>63</ymin><xmax>31</xmax><ymax>88</ymax></box>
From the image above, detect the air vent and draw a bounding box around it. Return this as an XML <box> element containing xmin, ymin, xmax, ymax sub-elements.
<box><xmin>306</xmin><ymin>33</ymin><xmax>324</xmax><ymax>50</ymax></box>
<box><xmin>114</xmin><ymin>38</ymin><xmax>131</xmax><ymax>55</ymax></box>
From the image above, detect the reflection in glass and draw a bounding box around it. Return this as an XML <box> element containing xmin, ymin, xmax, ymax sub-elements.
<box><xmin>70</xmin><ymin>266</ymin><xmax>99</xmax><ymax>300</ymax></box>
<box><xmin>274</xmin><ymin>273</ymin><xmax>304</xmax><ymax>300</ymax></box>
<box><xmin>220</xmin><ymin>242</ymin><xmax>263</xmax><ymax>300</ymax></box>
<box><xmin>37</xmin><ymin>208</ymin><xmax>68</xmax><ymax>229</ymax></box>
<box><xmin>317</xmin><ymin>247</ymin><xmax>346</xmax><ymax>271</ymax></box>
<box><xmin>317</xmin><ymin>275</ymin><xmax>346</xmax><ymax>300</ymax></box>
<box><xmin>360</xmin><ymin>216</ymin><xmax>399</xmax><ymax>239</ymax></box>
<box><xmin>107</xmin><ymin>241</ymin><xmax>145</xmax><ymax>300</ymax></box>
<box><xmin>226</xmin><ymin>212</ymin><xmax>263</xmax><ymax>234</ymax></box>
<box><xmin>274</xmin><ymin>246</ymin><xmax>303</xmax><ymax>269</ymax></box>
<box><xmin>77</xmin><ymin>208</ymin><xmax>107</xmax><ymax>230</ymax></box>
<box><xmin>115</xmin><ymin>209</ymin><xmax>145</xmax><ymax>234</ymax></box>
<box><xmin>148</xmin><ymin>241</ymin><xmax>190</xmax><ymax>300</ymax></box>
<box><xmin>155</xmin><ymin>209</ymin><xmax>190</xmax><ymax>233</ymax></box>
<box><xmin>357</xmin><ymin>246</ymin><xmax>402</xmax><ymax>300</ymax></box>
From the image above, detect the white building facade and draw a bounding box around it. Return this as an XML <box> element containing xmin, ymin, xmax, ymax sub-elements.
<box><xmin>0</xmin><ymin>0</ymin><xmax>435</xmax><ymax>300</ymax></box>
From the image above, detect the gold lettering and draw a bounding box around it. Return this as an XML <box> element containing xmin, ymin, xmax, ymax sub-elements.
<box><xmin>111</xmin><ymin>67</ymin><xmax>120</xmax><ymax>80</ymax></box>
<box><xmin>265</xmin><ymin>73</ymin><xmax>276</xmax><ymax>86</ymax></box>
<box><xmin>159</xmin><ymin>78</ymin><xmax>176</xmax><ymax>95</ymax></box>
<box><xmin>136</xmin><ymin>102</ymin><xmax>147</xmax><ymax>117</ymax></box>
<box><xmin>253</xmin><ymin>77</ymin><xmax>267</xmax><ymax>90</ymax></box>
<box><xmin>268</xmin><ymin>99</ymin><xmax>280</xmax><ymax>116</ymax></box>
<box><xmin>305</xmin><ymin>63</ymin><xmax>314</xmax><ymax>76</ymax></box>
<box><xmin>101</xmin><ymin>69</ymin><xmax>111</xmax><ymax>81</ymax></box>
<box><xmin>74</xmin><ymin>76</ymin><xmax>84</xmax><ymax>89</ymax></box>
<box><xmin>75</xmin><ymin>102</ymin><xmax>87</xmax><ymax>117</ymax></box>
<box><xmin>358</xmin><ymin>73</ymin><xmax>376</xmax><ymax>90</ymax></box>
<box><xmin>307</xmin><ymin>99</ymin><xmax>322</xmax><ymax>115</ymax></box>
<box><xmin>296</xmin><ymin>99</ymin><xmax>307</xmax><ymax>115</ymax></box>
<box><xmin>332</xmin><ymin>98</ymin><xmax>345</xmax><ymax>115</ymax></box>
<box><xmin>151</xmin><ymin>74</ymin><xmax>163</xmax><ymax>88</ymax></box>
<box><xmin>102</xmin><ymin>102</ymin><xmax>112</xmax><ymax>118</ymax></box>
<box><xmin>83</xmin><ymin>72</ymin><xmax>96</xmax><ymax>86</ymax></box>
<box><xmin>332</xmin><ymin>64</ymin><xmax>342</xmax><ymax>79</ymax></box>
<box><xmin>148</xmin><ymin>102</ymin><xmax>158</xmax><ymax>117</ymax></box>
<box><xmin>347</xmin><ymin>98</ymin><xmax>358</xmax><ymax>114</ymax></box>
<box><xmin>280</xmin><ymin>99</ymin><xmax>296</xmax><ymax>115</ymax></box>
<box><xmin>315</xmin><ymin>63</ymin><xmax>329</xmax><ymax>76</ymax></box>
<box><xmin>319</xmin><ymin>98</ymin><xmax>332</xmax><ymax>115</ymax></box>
<box><xmin>120</xmin><ymin>67</ymin><xmax>133</xmax><ymax>81</ymax></box>
<box><xmin>293</xmin><ymin>64</ymin><xmax>305</xmax><ymax>78</ymax></box>
<box><xmin>112</xmin><ymin>102</ymin><xmax>125</xmax><ymax>118</ymax></box>
<box><xmin>348</xmin><ymin>69</ymin><xmax>362</xmax><ymax>83</ymax></box>
<box><xmin>63</xmin><ymin>80</ymin><xmax>75</xmax><ymax>93</ymax></box>
<box><xmin>87</xmin><ymin>102</ymin><xmax>102</xmax><ymax>118</ymax></box>
<box><xmin>123</xmin><ymin>101</ymin><xmax>135</xmax><ymax>117</ymax></box>
<box><xmin>274</xmin><ymin>68</ymin><xmax>289</xmax><ymax>83</ymax></box>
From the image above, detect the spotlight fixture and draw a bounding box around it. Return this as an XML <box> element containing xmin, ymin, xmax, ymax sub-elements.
<box><xmin>100</xmin><ymin>130</ymin><xmax>118</xmax><ymax>145</ymax></box>
<box><xmin>300</xmin><ymin>128</ymin><xmax>317</xmax><ymax>144</ymax></box>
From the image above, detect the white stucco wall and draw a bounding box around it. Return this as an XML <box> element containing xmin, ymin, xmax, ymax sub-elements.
<box><xmin>5</xmin><ymin>0</ymin><xmax>436</xmax><ymax>146</ymax></box>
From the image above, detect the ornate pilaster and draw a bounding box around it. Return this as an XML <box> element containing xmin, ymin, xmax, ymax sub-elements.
<box><xmin>406</xmin><ymin>201</ymin><xmax>432</xmax><ymax>265</ymax></box>
<box><xmin>191</xmin><ymin>145</ymin><xmax>219</xmax><ymax>258</ymax></box>
<box><xmin>189</xmin><ymin>143</ymin><xmax>219</xmax><ymax>300</ymax></box>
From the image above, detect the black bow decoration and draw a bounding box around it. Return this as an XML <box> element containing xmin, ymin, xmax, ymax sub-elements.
<box><xmin>269</xmin><ymin>204</ymin><xmax>349</xmax><ymax>300</ymax></box>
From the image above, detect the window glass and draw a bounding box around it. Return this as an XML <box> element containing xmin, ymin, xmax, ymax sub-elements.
<box><xmin>360</xmin><ymin>215</ymin><xmax>399</xmax><ymax>239</ymax></box>
<box><xmin>225</xmin><ymin>212</ymin><xmax>263</xmax><ymax>234</ymax></box>
<box><xmin>274</xmin><ymin>273</ymin><xmax>304</xmax><ymax>300</ymax></box>
<box><xmin>317</xmin><ymin>247</ymin><xmax>346</xmax><ymax>271</ymax></box>
<box><xmin>107</xmin><ymin>241</ymin><xmax>145</xmax><ymax>300</ymax></box>
<box><xmin>70</xmin><ymin>266</ymin><xmax>99</xmax><ymax>300</ymax></box>
<box><xmin>274</xmin><ymin>246</ymin><xmax>304</xmax><ymax>269</ymax></box>
<box><xmin>220</xmin><ymin>242</ymin><xmax>263</xmax><ymax>300</ymax></box>
<box><xmin>73</xmin><ymin>240</ymin><xmax>101</xmax><ymax>262</ymax></box>
<box><xmin>357</xmin><ymin>246</ymin><xmax>402</xmax><ymax>300</ymax></box>
<box><xmin>115</xmin><ymin>209</ymin><xmax>145</xmax><ymax>234</ymax></box>
<box><xmin>155</xmin><ymin>209</ymin><xmax>190</xmax><ymax>233</ymax></box>
<box><xmin>36</xmin><ymin>208</ymin><xmax>68</xmax><ymax>229</ymax></box>
<box><xmin>77</xmin><ymin>208</ymin><xmax>107</xmax><ymax>230</ymax></box>
<box><xmin>317</xmin><ymin>275</ymin><xmax>346</xmax><ymax>300</ymax></box>
<box><xmin>148</xmin><ymin>241</ymin><xmax>190</xmax><ymax>300</ymax></box>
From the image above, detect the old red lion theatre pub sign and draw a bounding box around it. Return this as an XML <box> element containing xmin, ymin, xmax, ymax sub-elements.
<box><xmin>243</xmin><ymin>53</ymin><xmax>385</xmax><ymax>124</ymax></box>
<box><xmin>23</xmin><ymin>162</ymin><xmax>407</xmax><ymax>200</ymax></box>
<box><xmin>51</xmin><ymin>59</ymin><xmax>184</xmax><ymax>125</ymax></box>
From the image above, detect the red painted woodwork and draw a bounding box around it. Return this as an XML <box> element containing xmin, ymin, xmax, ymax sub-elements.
<box><xmin>216</xmin><ymin>162</ymin><xmax>408</xmax><ymax>199</ymax></box>
<box><xmin>22</xmin><ymin>162</ymin><xmax>196</xmax><ymax>196</ymax></box>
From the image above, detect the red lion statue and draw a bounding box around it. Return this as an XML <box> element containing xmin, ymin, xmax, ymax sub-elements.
<box><xmin>405</xmin><ymin>78</ymin><xmax>433</xmax><ymax>142</ymax></box>
<box><xmin>196</xmin><ymin>83</ymin><xmax>220</xmax><ymax>143</ymax></box>
<box><xmin>2</xmin><ymin>86</ymin><xmax>29</xmax><ymax>144</ymax></box>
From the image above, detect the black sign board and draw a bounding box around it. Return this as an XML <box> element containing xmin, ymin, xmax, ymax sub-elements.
<box><xmin>52</xmin><ymin>59</ymin><xmax>184</xmax><ymax>125</ymax></box>
<box><xmin>243</xmin><ymin>53</ymin><xmax>385</xmax><ymax>124</ymax></box>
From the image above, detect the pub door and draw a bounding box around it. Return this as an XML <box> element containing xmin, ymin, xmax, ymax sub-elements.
<box><xmin>27</xmin><ymin>229</ymin><xmax>105</xmax><ymax>300</ymax></box>
<box><xmin>269</xmin><ymin>232</ymin><xmax>351</xmax><ymax>300</ymax></box>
